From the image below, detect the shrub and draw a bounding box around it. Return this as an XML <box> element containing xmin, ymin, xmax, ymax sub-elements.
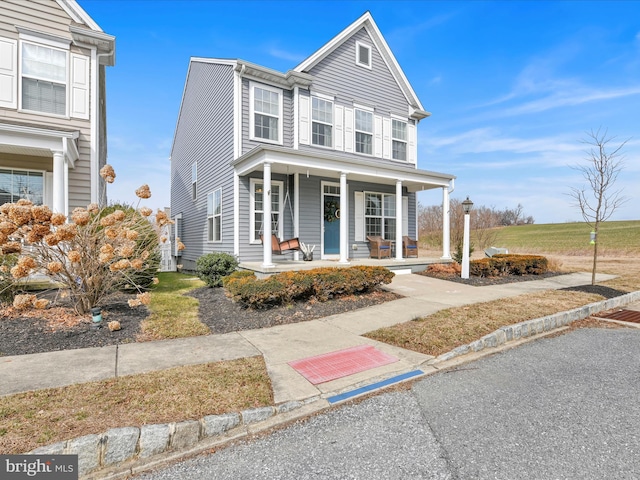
<box><xmin>426</xmin><ymin>263</ymin><xmax>461</xmax><ymax>275</ymax></box>
<box><xmin>0</xmin><ymin>165</ymin><xmax>179</xmax><ymax>314</ymax></box>
<box><xmin>196</xmin><ymin>252</ymin><xmax>239</xmax><ymax>287</ymax></box>
<box><xmin>469</xmin><ymin>254</ymin><xmax>549</xmax><ymax>277</ymax></box>
<box><xmin>224</xmin><ymin>265</ymin><xmax>395</xmax><ymax>309</ymax></box>
<box><xmin>452</xmin><ymin>239</ymin><xmax>475</xmax><ymax>264</ymax></box>
<box><xmin>0</xmin><ymin>254</ymin><xmax>19</xmax><ymax>303</ymax></box>
<box><xmin>102</xmin><ymin>203</ymin><xmax>160</xmax><ymax>291</ymax></box>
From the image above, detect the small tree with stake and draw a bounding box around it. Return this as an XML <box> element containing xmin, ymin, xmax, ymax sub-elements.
<box><xmin>568</xmin><ymin>128</ymin><xmax>629</xmax><ymax>285</ymax></box>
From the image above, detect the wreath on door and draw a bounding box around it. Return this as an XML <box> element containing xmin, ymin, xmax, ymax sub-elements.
<box><xmin>324</xmin><ymin>200</ymin><xmax>339</xmax><ymax>222</ymax></box>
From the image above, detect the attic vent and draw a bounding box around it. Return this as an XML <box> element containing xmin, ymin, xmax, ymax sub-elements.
<box><xmin>356</xmin><ymin>41</ymin><xmax>371</xmax><ymax>69</ymax></box>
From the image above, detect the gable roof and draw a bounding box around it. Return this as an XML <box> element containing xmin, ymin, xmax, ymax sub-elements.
<box><xmin>56</xmin><ymin>0</ymin><xmax>102</xmax><ymax>31</ymax></box>
<box><xmin>54</xmin><ymin>0</ymin><xmax>116</xmax><ymax>65</ymax></box>
<box><xmin>294</xmin><ymin>12</ymin><xmax>428</xmax><ymax>117</ymax></box>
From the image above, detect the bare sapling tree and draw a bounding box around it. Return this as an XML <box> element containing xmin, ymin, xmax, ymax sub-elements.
<box><xmin>568</xmin><ymin>128</ymin><xmax>628</xmax><ymax>285</ymax></box>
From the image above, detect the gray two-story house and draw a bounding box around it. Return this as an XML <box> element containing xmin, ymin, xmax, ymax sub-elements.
<box><xmin>0</xmin><ymin>0</ymin><xmax>115</xmax><ymax>215</ymax></box>
<box><xmin>170</xmin><ymin>12</ymin><xmax>455</xmax><ymax>270</ymax></box>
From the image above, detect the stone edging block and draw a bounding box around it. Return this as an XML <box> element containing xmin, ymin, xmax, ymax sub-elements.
<box><xmin>435</xmin><ymin>291</ymin><xmax>640</xmax><ymax>364</ymax></box>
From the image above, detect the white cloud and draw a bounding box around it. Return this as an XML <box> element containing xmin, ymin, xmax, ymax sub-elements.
<box><xmin>267</xmin><ymin>47</ymin><xmax>306</xmax><ymax>63</ymax></box>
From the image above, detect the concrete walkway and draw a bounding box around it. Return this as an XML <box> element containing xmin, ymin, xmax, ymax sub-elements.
<box><xmin>0</xmin><ymin>272</ymin><xmax>617</xmax><ymax>400</ymax></box>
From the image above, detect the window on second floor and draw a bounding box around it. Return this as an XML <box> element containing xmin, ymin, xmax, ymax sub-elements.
<box><xmin>312</xmin><ymin>97</ymin><xmax>333</xmax><ymax>147</ymax></box>
<box><xmin>392</xmin><ymin>119</ymin><xmax>408</xmax><ymax>161</ymax></box>
<box><xmin>207</xmin><ymin>188</ymin><xmax>222</xmax><ymax>242</ymax></box>
<box><xmin>191</xmin><ymin>162</ymin><xmax>197</xmax><ymax>200</ymax></box>
<box><xmin>355</xmin><ymin>109</ymin><xmax>373</xmax><ymax>155</ymax></box>
<box><xmin>251</xmin><ymin>84</ymin><xmax>282</xmax><ymax>144</ymax></box>
<box><xmin>21</xmin><ymin>42</ymin><xmax>67</xmax><ymax>116</ymax></box>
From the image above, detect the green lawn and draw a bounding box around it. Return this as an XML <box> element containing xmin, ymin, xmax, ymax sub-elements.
<box><xmin>489</xmin><ymin>220</ymin><xmax>640</xmax><ymax>254</ymax></box>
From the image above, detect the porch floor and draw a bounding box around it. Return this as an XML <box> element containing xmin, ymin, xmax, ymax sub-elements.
<box><xmin>239</xmin><ymin>254</ymin><xmax>451</xmax><ymax>276</ymax></box>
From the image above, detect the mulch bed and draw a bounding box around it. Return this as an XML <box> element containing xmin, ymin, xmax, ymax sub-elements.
<box><xmin>0</xmin><ymin>288</ymin><xmax>400</xmax><ymax>357</ymax></box>
<box><xmin>418</xmin><ymin>270</ymin><xmax>628</xmax><ymax>299</ymax></box>
<box><xmin>1</xmin><ymin>272</ymin><xmax>628</xmax><ymax>357</ymax></box>
<box><xmin>187</xmin><ymin>287</ymin><xmax>400</xmax><ymax>334</ymax></box>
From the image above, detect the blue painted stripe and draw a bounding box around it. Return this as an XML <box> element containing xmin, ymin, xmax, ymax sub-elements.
<box><xmin>327</xmin><ymin>370</ymin><xmax>424</xmax><ymax>404</ymax></box>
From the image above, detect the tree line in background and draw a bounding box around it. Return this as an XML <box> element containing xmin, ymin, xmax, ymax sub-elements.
<box><xmin>418</xmin><ymin>199</ymin><xmax>535</xmax><ymax>253</ymax></box>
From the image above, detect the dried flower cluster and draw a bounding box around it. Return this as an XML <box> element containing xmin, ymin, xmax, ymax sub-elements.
<box><xmin>0</xmin><ymin>164</ymin><xmax>175</xmax><ymax>314</ymax></box>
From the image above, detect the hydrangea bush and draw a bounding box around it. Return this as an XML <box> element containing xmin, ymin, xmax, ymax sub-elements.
<box><xmin>0</xmin><ymin>164</ymin><xmax>185</xmax><ymax>314</ymax></box>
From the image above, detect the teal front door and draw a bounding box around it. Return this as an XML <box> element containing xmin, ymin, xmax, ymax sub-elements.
<box><xmin>323</xmin><ymin>195</ymin><xmax>340</xmax><ymax>255</ymax></box>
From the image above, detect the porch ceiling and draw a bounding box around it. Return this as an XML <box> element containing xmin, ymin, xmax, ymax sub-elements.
<box><xmin>232</xmin><ymin>145</ymin><xmax>455</xmax><ymax>192</ymax></box>
<box><xmin>0</xmin><ymin>122</ymin><xmax>80</xmax><ymax>166</ymax></box>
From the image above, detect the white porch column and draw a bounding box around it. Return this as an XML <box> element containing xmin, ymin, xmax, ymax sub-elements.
<box><xmin>338</xmin><ymin>172</ymin><xmax>349</xmax><ymax>264</ymax></box>
<box><xmin>395</xmin><ymin>180</ymin><xmax>404</xmax><ymax>261</ymax></box>
<box><xmin>441</xmin><ymin>186</ymin><xmax>452</xmax><ymax>260</ymax></box>
<box><xmin>293</xmin><ymin>172</ymin><xmax>300</xmax><ymax>261</ymax></box>
<box><xmin>262</xmin><ymin>162</ymin><xmax>274</xmax><ymax>268</ymax></box>
<box><xmin>52</xmin><ymin>150</ymin><xmax>66</xmax><ymax>215</ymax></box>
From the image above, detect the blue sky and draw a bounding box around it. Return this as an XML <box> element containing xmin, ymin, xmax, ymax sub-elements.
<box><xmin>81</xmin><ymin>0</ymin><xmax>640</xmax><ymax>224</ymax></box>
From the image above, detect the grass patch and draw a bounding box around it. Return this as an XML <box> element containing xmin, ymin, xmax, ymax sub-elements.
<box><xmin>492</xmin><ymin>220</ymin><xmax>640</xmax><ymax>255</ymax></box>
<box><xmin>141</xmin><ymin>272</ymin><xmax>210</xmax><ymax>339</ymax></box>
<box><xmin>365</xmin><ymin>290</ymin><xmax>605</xmax><ymax>357</ymax></box>
<box><xmin>0</xmin><ymin>356</ymin><xmax>272</xmax><ymax>454</ymax></box>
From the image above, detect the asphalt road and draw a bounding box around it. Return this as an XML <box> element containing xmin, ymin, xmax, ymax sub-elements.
<box><xmin>137</xmin><ymin>327</ymin><xmax>640</xmax><ymax>480</ymax></box>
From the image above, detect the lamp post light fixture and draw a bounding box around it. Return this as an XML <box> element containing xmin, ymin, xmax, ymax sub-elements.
<box><xmin>461</xmin><ymin>196</ymin><xmax>473</xmax><ymax>279</ymax></box>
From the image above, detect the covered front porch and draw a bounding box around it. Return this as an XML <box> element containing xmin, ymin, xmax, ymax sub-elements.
<box><xmin>232</xmin><ymin>144</ymin><xmax>456</xmax><ymax>268</ymax></box>
<box><xmin>0</xmin><ymin>122</ymin><xmax>80</xmax><ymax>215</ymax></box>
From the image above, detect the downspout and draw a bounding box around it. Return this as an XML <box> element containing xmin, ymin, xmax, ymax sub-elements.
<box><xmin>441</xmin><ymin>178</ymin><xmax>454</xmax><ymax>260</ymax></box>
<box><xmin>91</xmin><ymin>47</ymin><xmax>114</xmax><ymax>206</ymax></box>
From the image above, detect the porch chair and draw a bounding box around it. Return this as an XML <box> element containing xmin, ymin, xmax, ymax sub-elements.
<box><xmin>367</xmin><ymin>235</ymin><xmax>392</xmax><ymax>259</ymax></box>
<box><xmin>402</xmin><ymin>236</ymin><xmax>419</xmax><ymax>258</ymax></box>
<box><xmin>260</xmin><ymin>234</ymin><xmax>301</xmax><ymax>254</ymax></box>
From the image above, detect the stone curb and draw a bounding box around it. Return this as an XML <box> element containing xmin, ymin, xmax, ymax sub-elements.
<box><xmin>29</xmin><ymin>398</ymin><xmax>322</xmax><ymax>479</ymax></box>
<box><xmin>25</xmin><ymin>290</ymin><xmax>640</xmax><ymax>479</ymax></box>
<box><xmin>432</xmin><ymin>291</ymin><xmax>640</xmax><ymax>364</ymax></box>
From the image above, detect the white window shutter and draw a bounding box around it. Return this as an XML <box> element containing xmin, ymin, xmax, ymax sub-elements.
<box><xmin>0</xmin><ymin>38</ymin><xmax>17</xmax><ymax>109</ymax></box>
<box><xmin>374</xmin><ymin>115</ymin><xmax>383</xmax><ymax>158</ymax></box>
<box><xmin>403</xmin><ymin>196</ymin><xmax>409</xmax><ymax>236</ymax></box>
<box><xmin>299</xmin><ymin>94</ymin><xmax>310</xmax><ymax>145</ymax></box>
<box><xmin>344</xmin><ymin>107</ymin><xmax>354</xmax><ymax>153</ymax></box>
<box><xmin>354</xmin><ymin>191</ymin><xmax>364</xmax><ymax>241</ymax></box>
<box><xmin>382</xmin><ymin>117</ymin><xmax>391</xmax><ymax>160</ymax></box>
<box><xmin>70</xmin><ymin>53</ymin><xmax>89</xmax><ymax>119</ymax></box>
<box><xmin>334</xmin><ymin>104</ymin><xmax>344</xmax><ymax>151</ymax></box>
<box><xmin>408</xmin><ymin>123</ymin><xmax>417</xmax><ymax>163</ymax></box>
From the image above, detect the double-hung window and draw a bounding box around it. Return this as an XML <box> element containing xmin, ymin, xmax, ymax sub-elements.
<box><xmin>392</xmin><ymin>119</ymin><xmax>408</xmax><ymax>161</ymax></box>
<box><xmin>355</xmin><ymin>109</ymin><xmax>373</xmax><ymax>155</ymax></box>
<box><xmin>311</xmin><ymin>97</ymin><xmax>333</xmax><ymax>147</ymax></box>
<box><xmin>207</xmin><ymin>189</ymin><xmax>222</xmax><ymax>242</ymax></box>
<box><xmin>0</xmin><ymin>169</ymin><xmax>44</xmax><ymax>205</ymax></box>
<box><xmin>364</xmin><ymin>192</ymin><xmax>396</xmax><ymax>238</ymax></box>
<box><xmin>21</xmin><ymin>42</ymin><xmax>67</xmax><ymax>116</ymax></box>
<box><xmin>251</xmin><ymin>83</ymin><xmax>282</xmax><ymax>144</ymax></box>
<box><xmin>250</xmin><ymin>179</ymin><xmax>283</xmax><ymax>242</ymax></box>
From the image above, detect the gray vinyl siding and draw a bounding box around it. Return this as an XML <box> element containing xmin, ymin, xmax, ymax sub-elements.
<box><xmin>305</xmin><ymin>28</ymin><xmax>408</xmax><ymax>116</ymax></box>
<box><xmin>170</xmin><ymin>61</ymin><xmax>235</xmax><ymax>266</ymax></box>
<box><xmin>0</xmin><ymin>0</ymin><xmax>101</xmax><ymax>210</ymax></box>
<box><xmin>241</xmin><ymin>78</ymin><xmax>293</xmax><ymax>154</ymax></box>
<box><xmin>297</xmin><ymin>28</ymin><xmax>418</xmax><ymax>169</ymax></box>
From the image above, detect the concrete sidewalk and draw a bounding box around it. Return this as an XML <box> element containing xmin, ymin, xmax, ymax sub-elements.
<box><xmin>0</xmin><ymin>272</ymin><xmax>617</xmax><ymax>400</ymax></box>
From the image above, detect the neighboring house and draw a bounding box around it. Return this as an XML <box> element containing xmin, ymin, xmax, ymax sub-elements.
<box><xmin>170</xmin><ymin>12</ymin><xmax>454</xmax><ymax>270</ymax></box>
<box><xmin>0</xmin><ymin>0</ymin><xmax>115</xmax><ymax>215</ymax></box>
